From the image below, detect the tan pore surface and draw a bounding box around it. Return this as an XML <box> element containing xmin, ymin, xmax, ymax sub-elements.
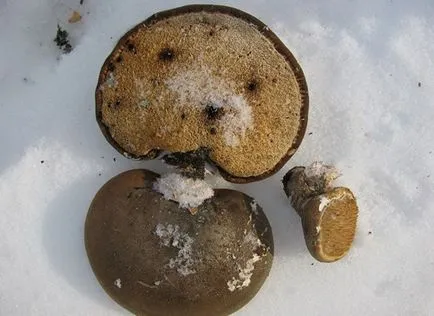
<box><xmin>317</xmin><ymin>188</ymin><xmax>358</xmax><ymax>262</ymax></box>
<box><xmin>98</xmin><ymin>12</ymin><xmax>303</xmax><ymax>177</ymax></box>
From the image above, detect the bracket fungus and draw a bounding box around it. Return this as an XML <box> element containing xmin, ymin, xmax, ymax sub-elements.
<box><xmin>282</xmin><ymin>162</ymin><xmax>358</xmax><ymax>262</ymax></box>
<box><xmin>85</xmin><ymin>169</ymin><xmax>273</xmax><ymax>316</ymax></box>
<box><xmin>95</xmin><ymin>4</ymin><xmax>308</xmax><ymax>183</ymax></box>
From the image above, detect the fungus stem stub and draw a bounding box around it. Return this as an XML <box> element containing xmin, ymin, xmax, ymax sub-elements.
<box><xmin>282</xmin><ymin>162</ymin><xmax>358</xmax><ymax>262</ymax></box>
<box><xmin>162</xmin><ymin>148</ymin><xmax>209</xmax><ymax>179</ymax></box>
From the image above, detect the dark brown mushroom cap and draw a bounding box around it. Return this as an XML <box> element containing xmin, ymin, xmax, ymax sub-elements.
<box><xmin>85</xmin><ymin>169</ymin><xmax>273</xmax><ymax>316</ymax></box>
<box><xmin>95</xmin><ymin>5</ymin><xmax>308</xmax><ymax>183</ymax></box>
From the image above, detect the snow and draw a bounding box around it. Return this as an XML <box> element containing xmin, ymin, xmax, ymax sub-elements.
<box><xmin>155</xmin><ymin>223</ymin><xmax>196</xmax><ymax>276</ymax></box>
<box><xmin>153</xmin><ymin>173</ymin><xmax>214</xmax><ymax>208</ymax></box>
<box><xmin>227</xmin><ymin>254</ymin><xmax>262</xmax><ymax>292</ymax></box>
<box><xmin>1</xmin><ymin>1</ymin><xmax>434</xmax><ymax>316</ymax></box>
<box><xmin>113</xmin><ymin>279</ymin><xmax>122</xmax><ymax>289</ymax></box>
<box><xmin>305</xmin><ymin>161</ymin><xmax>340</xmax><ymax>184</ymax></box>
<box><xmin>229</xmin><ymin>226</ymin><xmax>265</xmax><ymax>292</ymax></box>
<box><xmin>250</xmin><ymin>200</ymin><xmax>259</xmax><ymax>215</ymax></box>
<box><xmin>318</xmin><ymin>196</ymin><xmax>331</xmax><ymax>213</ymax></box>
<box><xmin>165</xmin><ymin>64</ymin><xmax>253</xmax><ymax>146</ymax></box>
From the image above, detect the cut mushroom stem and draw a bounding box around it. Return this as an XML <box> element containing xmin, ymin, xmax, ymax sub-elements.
<box><xmin>162</xmin><ymin>147</ymin><xmax>210</xmax><ymax>180</ymax></box>
<box><xmin>282</xmin><ymin>162</ymin><xmax>358</xmax><ymax>263</ymax></box>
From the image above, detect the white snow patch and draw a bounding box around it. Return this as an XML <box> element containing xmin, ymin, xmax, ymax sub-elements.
<box><xmin>305</xmin><ymin>161</ymin><xmax>340</xmax><ymax>183</ymax></box>
<box><xmin>153</xmin><ymin>173</ymin><xmax>214</xmax><ymax>208</ymax></box>
<box><xmin>155</xmin><ymin>224</ymin><xmax>196</xmax><ymax>276</ymax></box>
<box><xmin>318</xmin><ymin>190</ymin><xmax>354</xmax><ymax>213</ymax></box>
<box><xmin>227</xmin><ymin>231</ymin><xmax>265</xmax><ymax>292</ymax></box>
<box><xmin>227</xmin><ymin>254</ymin><xmax>262</xmax><ymax>292</ymax></box>
<box><xmin>114</xmin><ymin>279</ymin><xmax>122</xmax><ymax>289</ymax></box>
<box><xmin>101</xmin><ymin>72</ymin><xmax>117</xmax><ymax>89</ymax></box>
<box><xmin>165</xmin><ymin>64</ymin><xmax>253</xmax><ymax>146</ymax></box>
<box><xmin>250</xmin><ymin>200</ymin><xmax>259</xmax><ymax>215</ymax></box>
<box><xmin>243</xmin><ymin>231</ymin><xmax>263</xmax><ymax>248</ymax></box>
<box><xmin>318</xmin><ymin>196</ymin><xmax>331</xmax><ymax>213</ymax></box>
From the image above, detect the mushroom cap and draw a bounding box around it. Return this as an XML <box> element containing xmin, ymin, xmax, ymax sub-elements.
<box><xmin>96</xmin><ymin>5</ymin><xmax>308</xmax><ymax>183</ymax></box>
<box><xmin>85</xmin><ymin>169</ymin><xmax>273</xmax><ymax>316</ymax></box>
<box><xmin>301</xmin><ymin>188</ymin><xmax>358</xmax><ymax>262</ymax></box>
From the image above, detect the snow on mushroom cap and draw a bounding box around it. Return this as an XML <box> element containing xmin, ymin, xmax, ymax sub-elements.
<box><xmin>155</xmin><ymin>223</ymin><xmax>196</xmax><ymax>276</ymax></box>
<box><xmin>153</xmin><ymin>173</ymin><xmax>214</xmax><ymax>208</ymax></box>
<box><xmin>227</xmin><ymin>230</ymin><xmax>266</xmax><ymax>292</ymax></box>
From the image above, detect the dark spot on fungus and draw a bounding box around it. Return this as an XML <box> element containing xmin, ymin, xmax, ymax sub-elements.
<box><xmin>209</xmin><ymin>30</ymin><xmax>215</xmax><ymax>36</ymax></box>
<box><xmin>210</xmin><ymin>127</ymin><xmax>217</xmax><ymax>135</ymax></box>
<box><xmin>418</xmin><ymin>82</ymin><xmax>422</xmax><ymax>87</ymax></box>
<box><xmin>247</xmin><ymin>80</ymin><xmax>258</xmax><ymax>91</ymax></box>
<box><xmin>41</xmin><ymin>160</ymin><xmax>45</xmax><ymax>164</ymax></box>
<box><xmin>205</xmin><ymin>103</ymin><xmax>224</xmax><ymax>121</ymax></box>
<box><xmin>98</xmin><ymin>173</ymin><xmax>102</xmax><ymax>176</ymax></box>
<box><xmin>368</xmin><ymin>231</ymin><xmax>372</xmax><ymax>235</ymax></box>
<box><xmin>181</xmin><ymin>113</ymin><xmax>186</xmax><ymax>120</ymax></box>
<box><xmin>107</xmin><ymin>62</ymin><xmax>115</xmax><ymax>72</ymax></box>
<box><xmin>80</xmin><ymin>0</ymin><xmax>84</xmax><ymax>4</ymax></box>
<box><xmin>116</xmin><ymin>56</ymin><xmax>123</xmax><ymax>63</ymax></box>
<box><xmin>272</xmin><ymin>78</ymin><xmax>277</xmax><ymax>83</ymax></box>
<box><xmin>308</xmin><ymin>132</ymin><xmax>313</xmax><ymax>135</ymax></box>
<box><xmin>159</xmin><ymin>48</ymin><xmax>174</xmax><ymax>61</ymax></box>
<box><xmin>113</xmin><ymin>157</ymin><xmax>116</xmax><ymax>162</ymax></box>
<box><xmin>126</xmin><ymin>42</ymin><xmax>136</xmax><ymax>53</ymax></box>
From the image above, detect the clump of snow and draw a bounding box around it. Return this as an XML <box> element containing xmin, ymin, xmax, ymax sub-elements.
<box><xmin>153</xmin><ymin>173</ymin><xmax>214</xmax><ymax>208</ymax></box>
<box><xmin>165</xmin><ymin>64</ymin><xmax>253</xmax><ymax>146</ymax></box>
<box><xmin>155</xmin><ymin>224</ymin><xmax>196</xmax><ymax>276</ymax></box>
<box><xmin>243</xmin><ymin>231</ymin><xmax>263</xmax><ymax>248</ymax></box>
<box><xmin>250</xmin><ymin>200</ymin><xmax>259</xmax><ymax>215</ymax></box>
<box><xmin>305</xmin><ymin>161</ymin><xmax>340</xmax><ymax>185</ymax></box>
<box><xmin>114</xmin><ymin>279</ymin><xmax>122</xmax><ymax>289</ymax></box>
<box><xmin>227</xmin><ymin>230</ymin><xmax>265</xmax><ymax>292</ymax></box>
<box><xmin>318</xmin><ymin>196</ymin><xmax>331</xmax><ymax>212</ymax></box>
<box><xmin>138</xmin><ymin>99</ymin><xmax>150</xmax><ymax>109</ymax></box>
<box><xmin>227</xmin><ymin>254</ymin><xmax>262</xmax><ymax>292</ymax></box>
<box><xmin>101</xmin><ymin>72</ymin><xmax>117</xmax><ymax>89</ymax></box>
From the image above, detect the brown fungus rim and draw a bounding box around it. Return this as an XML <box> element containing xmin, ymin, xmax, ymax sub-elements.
<box><xmin>95</xmin><ymin>4</ymin><xmax>309</xmax><ymax>183</ymax></box>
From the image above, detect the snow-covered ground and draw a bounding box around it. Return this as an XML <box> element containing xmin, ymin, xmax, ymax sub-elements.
<box><xmin>1</xmin><ymin>0</ymin><xmax>434</xmax><ymax>315</ymax></box>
